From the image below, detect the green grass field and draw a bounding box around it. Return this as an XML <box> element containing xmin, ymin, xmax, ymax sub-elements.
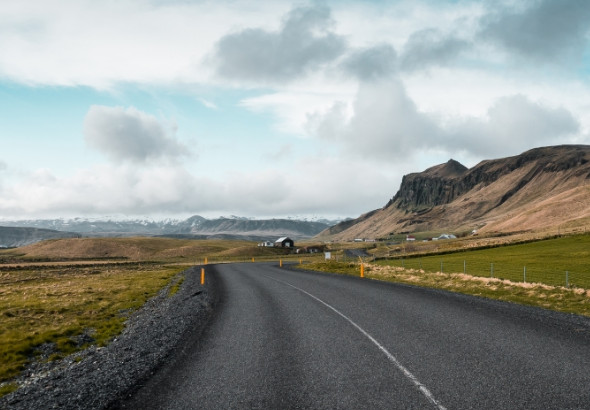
<box><xmin>376</xmin><ymin>234</ymin><xmax>590</xmax><ymax>288</ymax></box>
<box><xmin>298</xmin><ymin>233</ymin><xmax>590</xmax><ymax>318</ymax></box>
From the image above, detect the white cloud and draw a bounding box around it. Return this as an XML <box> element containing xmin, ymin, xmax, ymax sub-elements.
<box><xmin>83</xmin><ymin>105</ymin><xmax>189</xmax><ymax>163</ymax></box>
<box><xmin>211</xmin><ymin>4</ymin><xmax>347</xmax><ymax>84</ymax></box>
<box><xmin>0</xmin><ymin>158</ymin><xmax>396</xmax><ymax>219</ymax></box>
<box><xmin>198</xmin><ymin>98</ymin><xmax>218</xmax><ymax>110</ymax></box>
<box><xmin>339</xmin><ymin>44</ymin><xmax>398</xmax><ymax>80</ymax></box>
<box><xmin>446</xmin><ymin>95</ymin><xmax>580</xmax><ymax>157</ymax></box>
<box><xmin>239</xmin><ymin>87</ymin><xmax>355</xmax><ymax>135</ymax></box>
<box><xmin>0</xmin><ymin>0</ymin><xmax>287</xmax><ymax>88</ymax></box>
<box><xmin>307</xmin><ymin>79</ymin><xmax>440</xmax><ymax>160</ymax></box>
<box><xmin>0</xmin><ymin>165</ymin><xmax>198</xmax><ymax>217</ymax></box>
<box><xmin>479</xmin><ymin>0</ymin><xmax>590</xmax><ymax>64</ymax></box>
<box><xmin>307</xmin><ymin>79</ymin><xmax>581</xmax><ymax>162</ymax></box>
<box><xmin>399</xmin><ymin>28</ymin><xmax>470</xmax><ymax>71</ymax></box>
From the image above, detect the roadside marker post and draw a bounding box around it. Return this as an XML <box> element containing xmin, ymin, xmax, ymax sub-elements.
<box><xmin>252</xmin><ymin>257</ymin><xmax>255</xmax><ymax>263</ymax></box>
<box><xmin>280</xmin><ymin>259</ymin><xmax>283</xmax><ymax>268</ymax></box>
<box><xmin>201</xmin><ymin>268</ymin><xmax>205</xmax><ymax>285</ymax></box>
<box><xmin>358</xmin><ymin>256</ymin><xmax>365</xmax><ymax>278</ymax></box>
<box><xmin>204</xmin><ymin>257</ymin><xmax>208</xmax><ymax>265</ymax></box>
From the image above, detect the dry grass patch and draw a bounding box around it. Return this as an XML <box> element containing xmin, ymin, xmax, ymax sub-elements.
<box><xmin>3</xmin><ymin>237</ymin><xmax>254</xmax><ymax>262</ymax></box>
<box><xmin>298</xmin><ymin>261</ymin><xmax>590</xmax><ymax>317</ymax></box>
<box><xmin>0</xmin><ymin>263</ymin><xmax>185</xmax><ymax>385</ymax></box>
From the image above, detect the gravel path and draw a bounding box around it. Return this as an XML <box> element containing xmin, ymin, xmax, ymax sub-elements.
<box><xmin>0</xmin><ymin>265</ymin><xmax>216</xmax><ymax>410</ymax></box>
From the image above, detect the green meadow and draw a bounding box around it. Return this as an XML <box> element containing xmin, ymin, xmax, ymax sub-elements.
<box><xmin>377</xmin><ymin>234</ymin><xmax>590</xmax><ymax>288</ymax></box>
<box><xmin>299</xmin><ymin>234</ymin><xmax>590</xmax><ymax>318</ymax></box>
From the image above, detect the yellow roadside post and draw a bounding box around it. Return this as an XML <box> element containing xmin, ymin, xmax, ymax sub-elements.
<box><xmin>201</xmin><ymin>268</ymin><xmax>205</xmax><ymax>285</ymax></box>
<box><xmin>204</xmin><ymin>257</ymin><xmax>208</xmax><ymax>265</ymax></box>
<box><xmin>359</xmin><ymin>256</ymin><xmax>364</xmax><ymax>278</ymax></box>
<box><xmin>280</xmin><ymin>259</ymin><xmax>283</xmax><ymax>268</ymax></box>
<box><xmin>252</xmin><ymin>257</ymin><xmax>255</xmax><ymax>263</ymax></box>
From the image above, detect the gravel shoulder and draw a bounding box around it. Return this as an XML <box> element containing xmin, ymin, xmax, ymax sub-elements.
<box><xmin>0</xmin><ymin>265</ymin><xmax>216</xmax><ymax>410</ymax></box>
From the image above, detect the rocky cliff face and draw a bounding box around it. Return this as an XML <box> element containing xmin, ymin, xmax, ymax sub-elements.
<box><xmin>318</xmin><ymin>145</ymin><xmax>590</xmax><ymax>240</ymax></box>
<box><xmin>386</xmin><ymin>159</ymin><xmax>468</xmax><ymax>210</ymax></box>
<box><xmin>389</xmin><ymin>146</ymin><xmax>590</xmax><ymax>212</ymax></box>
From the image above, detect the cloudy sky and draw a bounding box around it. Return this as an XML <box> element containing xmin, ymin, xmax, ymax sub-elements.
<box><xmin>1</xmin><ymin>0</ymin><xmax>589</xmax><ymax>220</ymax></box>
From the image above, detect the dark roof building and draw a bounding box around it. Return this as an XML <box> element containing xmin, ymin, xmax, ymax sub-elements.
<box><xmin>275</xmin><ymin>237</ymin><xmax>294</xmax><ymax>248</ymax></box>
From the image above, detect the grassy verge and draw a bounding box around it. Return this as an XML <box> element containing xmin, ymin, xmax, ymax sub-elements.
<box><xmin>0</xmin><ymin>263</ymin><xmax>185</xmax><ymax>387</ymax></box>
<box><xmin>298</xmin><ymin>259</ymin><xmax>590</xmax><ymax>318</ymax></box>
<box><xmin>376</xmin><ymin>234</ymin><xmax>590</xmax><ymax>288</ymax></box>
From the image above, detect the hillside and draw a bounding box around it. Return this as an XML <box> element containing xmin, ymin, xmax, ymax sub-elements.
<box><xmin>1</xmin><ymin>237</ymin><xmax>274</xmax><ymax>261</ymax></box>
<box><xmin>0</xmin><ymin>226</ymin><xmax>80</xmax><ymax>248</ymax></box>
<box><xmin>319</xmin><ymin>145</ymin><xmax>590</xmax><ymax>240</ymax></box>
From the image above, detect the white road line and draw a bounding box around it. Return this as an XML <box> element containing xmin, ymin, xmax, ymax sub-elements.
<box><xmin>266</xmin><ymin>275</ymin><xmax>447</xmax><ymax>410</ymax></box>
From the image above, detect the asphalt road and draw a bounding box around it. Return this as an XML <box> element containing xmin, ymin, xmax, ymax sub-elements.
<box><xmin>117</xmin><ymin>262</ymin><xmax>590</xmax><ymax>409</ymax></box>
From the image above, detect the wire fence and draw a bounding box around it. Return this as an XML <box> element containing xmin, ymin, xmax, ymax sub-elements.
<box><xmin>379</xmin><ymin>257</ymin><xmax>589</xmax><ymax>289</ymax></box>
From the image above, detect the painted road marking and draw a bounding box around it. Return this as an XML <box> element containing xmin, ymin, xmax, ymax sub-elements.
<box><xmin>266</xmin><ymin>275</ymin><xmax>447</xmax><ymax>410</ymax></box>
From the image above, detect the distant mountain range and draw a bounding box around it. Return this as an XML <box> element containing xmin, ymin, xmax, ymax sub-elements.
<box><xmin>0</xmin><ymin>215</ymin><xmax>339</xmax><ymax>247</ymax></box>
<box><xmin>318</xmin><ymin>145</ymin><xmax>590</xmax><ymax>241</ymax></box>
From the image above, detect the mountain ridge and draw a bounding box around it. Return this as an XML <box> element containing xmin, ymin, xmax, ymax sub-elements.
<box><xmin>318</xmin><ymin>145</ymin><xmax>590</xmax><ymax>240</ymax></box>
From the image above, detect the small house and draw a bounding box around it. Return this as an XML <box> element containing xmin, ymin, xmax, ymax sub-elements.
<box><xmin>258</xmin><ymin>241</ymin><xmax>273</xmax><ymax>247</ymax></box>
<box><xmin>275</xmin><ymin>237</ymin><xmax>294</xmax><ymax>248</ymax></box>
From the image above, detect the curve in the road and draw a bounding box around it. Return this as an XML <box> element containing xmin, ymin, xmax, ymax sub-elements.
<box><xmin>268</xmin><ymin>275</ymin><xmax>446</xmax><ymax>410</ymax></box>
<box><xmin>116</xmin><ymin>262</ymin><xmax>590</xmax><ymax>409</ymax></box>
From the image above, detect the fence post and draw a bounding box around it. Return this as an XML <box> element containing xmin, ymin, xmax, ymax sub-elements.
<box><xmin>463</xmin><ymin>260</ymin><xmax>466</xmax><ymax>274</ymax></box>
<box><xmin>491</xmin><ymin>263</ymin><xmax>494</xmax><ymax>278</ymax></box>
<box><xmin>440</xmin><ymin>260</ymin><xmax>443</xmax><ymax>273</ymax></box>
<box><xmin>566</xmin><ymin>271</ymin><xmax>569</xmax><ymax>288</ymax></box>
<box><xmin>523</xmin><ymin>266</ymin><xmax>526</xmax><ymax>283</ymax></box>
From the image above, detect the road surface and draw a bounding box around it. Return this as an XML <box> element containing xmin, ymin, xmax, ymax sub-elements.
<box><xmin>117</xmin><ymin>262</ymin><xmax>590</xmax><ymax>409</ymax></box>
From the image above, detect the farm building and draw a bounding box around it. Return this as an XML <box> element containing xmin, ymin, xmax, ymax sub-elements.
<box><xmin>296</xmin><ymin>245</ymin><xmax>326</xmax><ymax>254</ymax></box>
<box><xmin>275</xmin><ymin>237</ymin><xmax>294</xmax><ymax>248</ymax></box>
<box><xmin>258</xmin><ymin>241</ymin><xmax>273</xmax><ymax>247</ymax></box>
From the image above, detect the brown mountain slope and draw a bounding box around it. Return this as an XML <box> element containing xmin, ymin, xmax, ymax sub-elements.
<box><xmin>319</xmin><ymin>145</ymin><xmax>590</xmax><ymax>241</ymax></box>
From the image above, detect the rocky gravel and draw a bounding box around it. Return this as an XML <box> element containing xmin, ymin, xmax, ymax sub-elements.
<box><xmin>0</xmin><ymin>266</ymin><xmax>215</xmax><ymax>410</ymax></box>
